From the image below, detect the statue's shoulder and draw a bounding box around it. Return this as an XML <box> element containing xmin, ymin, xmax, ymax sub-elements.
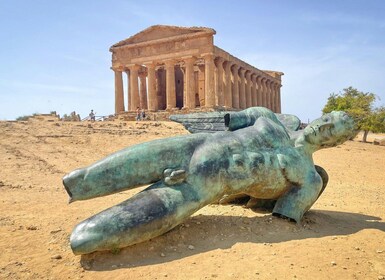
<box><xmin>252</xmin><ymin>117</ymin><xmax>290</xmax><ymax>138</ymax></box>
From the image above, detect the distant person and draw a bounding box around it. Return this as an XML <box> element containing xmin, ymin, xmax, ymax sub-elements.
<box><xmin>89</xmin><ymin>110</ymin><xmax>96</xmax><ymax>122</ymax></box>
<box><xmin>136</xmin><ymin>107</ymin><xmax>141</xmax><ymax>122</ymax></box>
<box><xmin>141</xmin><ymin>109</ymin><xmax>146</xmax><ymax>121</ymax></box>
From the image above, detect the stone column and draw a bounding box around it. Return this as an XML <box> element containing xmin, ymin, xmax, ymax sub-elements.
<box><xmin>223</xmin><ymin>61</ymin><xmax>233</xmax><ymax>108</ymax></box>
<box><xmin>183</xmin><ymin>56</ymin><xmax>196</xmax><ymax>109</ymax></box>
<box><xmin>198</xmin><ymin>65</ymin><xmax>205</xmax><ymax>106</ymax></box>
<box><xmin>264</xmin><ymin>80</ymin><xmax>269</xmax><ymax>110</ymax></box>
<box><xmin>256</xmin><ymin>80</ymin><xmax>261</xmax><ymax>107</ymax></box>
<box><xmin>270</xmin><ymin>81</ymin><xmax>275</xmax><ymax>111</ymax></box>
<box><xmin>251</xmin><ymin>74</ymin><xmax>257</xmax><ymax>107</ymax></box>
<box><xmin>264</xmin><ymin>81</ymin><xmax>268</xmax><ymax>108</ymax></box>
<box><xmin>271</xmin><ymin>83</ymin><xmax>277</xmax><ymax>112</ymax></box>
<box><xmin>139</xmin><ymin>72</ymin><xmax>148</xmax><ymax>109</ymax></box>
<box><xmin>231</xmin><ymin>64</ymin><xmax>240</xmax><ymax>109</ymax></box>
<box><xmin>215</xmin><ymin>57</ymin><xmax>225</xmax><ymax>107</ymax></box>
<box><xmin>181</xmin><ymin>67</ymin><xmax>186</xmax><ymax>106</ymax></box>
<box><xmin>261</xmin><ymin>77</ymin><xmax>267</xmax><ymax>108</ymax></box>
<box><xmin>277</xmin><ymin>84</ymin><xmax>282</xmax><ymax>113</ymax></box>
<box><xmin>239</xmin><ymin>68</ymin><xmax>246</xmax><ymax>109</ymax></box>
<box><xmin>145</xmin><ymin>63</ymin><xmax>157</xmax><ymax>111</ymax></box>
<box><xmin>266</xmin><ymin>79</ymin><xmax>271</xmax><ymax>109</ymax></box>
<box><xmin>164</xmin><ymin>60</ymin><xmax>176</xmax><ymax>110</ymax></box>
<box><xmin>245</xmin><ymin>71</ymin><xmax>252</xmax><ymax>108</ymax></box>
<box><xmin>128</xmin><ymin>64</ymin><xmax>140</xmax><ymax>111</ymax></box>
<box><xmin>114</xmin><ymin>69</ymin><xmax>124</xmax><ymax>114</ymax></box>
<box><xmin>203</xmin><ymin>54</ymin><xmax>215</xmax><ymax>108</ymax></box>
<box><xmin>267</xmin><ymin>80</ymin><xmax>273</xmax><ymax>110</ymax></box>
<box><xmin>124</xmin><ymin>70</ymin><xmax>130</xmax><ymax>112</ymax></box>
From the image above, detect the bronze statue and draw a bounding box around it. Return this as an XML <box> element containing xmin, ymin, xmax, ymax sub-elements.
<box><xmin>63</xmin><ymin>107</ymin><xmax>356</xmax><ymax>255</ymax></box>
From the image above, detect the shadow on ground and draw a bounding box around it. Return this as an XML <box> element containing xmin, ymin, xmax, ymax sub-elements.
<box><xmin>80</xmin><ymin>210</ymin><xmax>384</xmax><ymax>271</ymax></box>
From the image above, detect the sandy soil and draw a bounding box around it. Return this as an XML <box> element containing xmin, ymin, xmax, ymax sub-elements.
<box><xmin>0</xmin><ymin>118</ymin><xmax>384</xmax><ymax>280</ymax></box>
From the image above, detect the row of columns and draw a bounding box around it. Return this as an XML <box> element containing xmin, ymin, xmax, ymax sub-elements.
<box><xmin>113</xmin><ymin>54</ymin><xmax>281</xmax><ymax>114</ymax></box>
<box><xmin>216</xmin><ymin>58</ymin><xmax>282</xmax><ymax>113</ymax></box>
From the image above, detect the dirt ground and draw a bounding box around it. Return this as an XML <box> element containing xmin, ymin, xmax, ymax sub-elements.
<box><xmin>0</xmin><ymin>118</ymin><xmax>384</xmax><ymax>280</ymax></box>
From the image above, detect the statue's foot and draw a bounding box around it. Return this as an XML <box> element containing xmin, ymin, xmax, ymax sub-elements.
<box><xmin>63</xmin><ymin>168</ymin><xmax>87</xmax><ymax>203</ymax></box>
<box><xmin>163</xmin><ymin>168</ymin><xmax>187</xmax><ymax>185</ymax></box>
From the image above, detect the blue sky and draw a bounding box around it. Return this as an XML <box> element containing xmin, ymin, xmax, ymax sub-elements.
<box><xmin>0</xmin><ymin>0</ymin><xmax>384</xmax><ymax>122</ymax></box>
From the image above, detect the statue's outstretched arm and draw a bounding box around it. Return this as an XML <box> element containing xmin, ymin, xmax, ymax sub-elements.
<box><xmin>272</xmin><ymin>172</ymin><xmax>322</xmax><ymax>223</ymax></box>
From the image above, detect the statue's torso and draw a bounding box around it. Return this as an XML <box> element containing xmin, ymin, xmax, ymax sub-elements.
<box><xmin>188</xmin><ymin>117</ymin><xmax>315</xmax><ymax>199</ymax></box>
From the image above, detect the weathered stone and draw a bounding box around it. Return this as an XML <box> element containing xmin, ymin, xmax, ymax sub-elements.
<box><xmin>373</xmin><ymin>137</ymin><xmax>385</xmax><ymax>146</ymax></box>
<box><xmin>51</xmin><ymin>255</ymin><xmax>62</xmax><ymax>260</ymax></box>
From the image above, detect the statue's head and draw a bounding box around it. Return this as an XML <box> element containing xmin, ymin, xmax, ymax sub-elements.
<box><xmin>303</xmin><ymin>111</ymin><xmax>357</xmax><ymax>148</ymax></box>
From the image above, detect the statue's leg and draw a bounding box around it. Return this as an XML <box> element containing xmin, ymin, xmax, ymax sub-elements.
<box><xmin>69</xmin><ymin>180</ymin><xmax>206</xmax><ymax>255</ymax></box>
<box><xmin>63</xmin><ymin>134</ymin><xmax>207</xmax><ymax>202</ymax></box>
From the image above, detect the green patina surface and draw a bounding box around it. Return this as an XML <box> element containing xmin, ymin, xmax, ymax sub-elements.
<box><xmin>63</xmin><ymin>107</ymin><xmax>356</xmax><ymax>255</ymax></box>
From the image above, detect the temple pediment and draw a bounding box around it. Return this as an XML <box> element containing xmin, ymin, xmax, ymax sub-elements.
<box><xmin>111</xmin><ymin>25</ymin><xmax>216</xmax><ymax>48</ymax></box>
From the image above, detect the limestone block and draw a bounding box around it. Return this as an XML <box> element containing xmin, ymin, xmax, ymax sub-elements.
<box><xmin>373</xmin><ymin>137</ymin><xmax>385</xmax><ymax>146</ymax></box>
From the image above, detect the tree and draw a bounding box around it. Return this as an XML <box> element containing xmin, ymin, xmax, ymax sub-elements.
<box><xmin>322</xmin><ymin>87</ymin><xmax>385</xmax><ymax>142</ymax></box>
<box><xmin>16</xmin><ymin>113</ymin><xmax>39</xmax><ymax>121</ymax></box>
<box><xmin>367</xmin><ymin>106</ymin><xmax>385</xmax><ymax>133</ymax></box>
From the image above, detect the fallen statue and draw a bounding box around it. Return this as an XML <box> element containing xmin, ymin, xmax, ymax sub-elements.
<box><xmin>63</xmin><ymin>107</ymin><xmax>356</xmax><ymax>255</ymax></box>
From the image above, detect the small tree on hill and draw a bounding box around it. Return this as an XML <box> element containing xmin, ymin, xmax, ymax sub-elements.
<box><xmin>322</xmin><ymin>87</ymin><xmax>385</xmax><ymax>142</ymax></box>
<box><xmin>367</xmin><ymin>106</ymin><xmax>385</xmax><ymax>134</ymax></box>
<box><xmin>16</xmin><ymin>113</ymin><xmax>39</xmax><ymax>121</ymax></box>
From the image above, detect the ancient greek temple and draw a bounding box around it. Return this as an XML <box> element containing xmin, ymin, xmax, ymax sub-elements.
<box><xmin>110</xmin><ymin>25</ymin><xmax>283</xmax><ymax>114</ymax></box>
